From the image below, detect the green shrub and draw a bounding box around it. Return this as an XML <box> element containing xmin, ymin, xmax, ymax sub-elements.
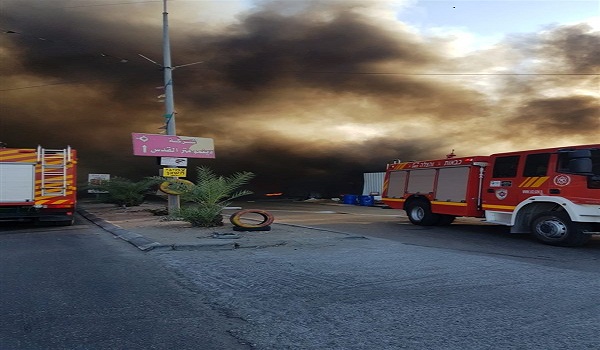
<box><xmin>88</xmin><ymin>177</ymin><xmax>162</xmax><ymax>207</ymax></box>
<box><xmin>171</xmin><ymin>166</ymin><xmax>254</xmax><ymax>227</ymax></box>
<box><xmin>178</xmin><ymin>204</ymin><xmax>224</xmax><ymax>227</ymax></box>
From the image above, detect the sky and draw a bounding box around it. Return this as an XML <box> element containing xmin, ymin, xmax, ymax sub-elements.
<box><xmin>1</xmin><ymin>0</ymin><xmax>599</xmax><ymax>198</ymax></box>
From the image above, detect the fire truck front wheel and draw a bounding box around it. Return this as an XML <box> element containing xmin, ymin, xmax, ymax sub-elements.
<box><xmin>531</xmin><ymin>211</ymin><xmax>590</xmax><ymax>247</ymax></box>
<box><xmin>406</xmin><ymin>199</ymin><xmax>440</xmax><ymax>226</ymax></box>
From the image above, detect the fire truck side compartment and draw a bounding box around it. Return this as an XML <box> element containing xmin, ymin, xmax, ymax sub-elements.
<box><xmin>435</xmin><ymin>167</ymin><xmax>470</xmax><ymax>202</ymax></box>
<box><xmin>0</xmin><ymin>163</ymin><xmax>35</xmax><ymax>203</ymax></box>
<box><xmin>407</xmin><ymin>169</ymin><xmax>436</xmax><ymax>195</ymax></box>
<box><xmin>387</xmin><ymin>171</ymin><xmax>407</xmax><ymax>198</ymax></box>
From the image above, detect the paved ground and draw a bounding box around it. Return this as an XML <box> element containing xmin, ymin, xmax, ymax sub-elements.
<box><xmin>0</xmin><ymin>217</ymin><xmax>251</xmax><ymax>350</ymax></box>
<box><xmin>77</xmin><ymin>199</ymin><xmax>600</xmax><ymax>350</ymax></box>
<box><xmin>154</xmin><ymin>238</ymin><xmax>600</xmax><ymax>350</ymax></box>
<box><xmin>77</xmin><ymin>200</ymin><xmax>374</xmax><ymax>251</ymax></box>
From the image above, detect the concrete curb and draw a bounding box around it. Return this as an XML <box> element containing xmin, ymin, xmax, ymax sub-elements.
<box><xmin>78</xmin><ymin>209</ymin><xmax>166</xmax><ymax>251</ymax></box>
<box><xmin>78</xmin><ymin>208</ymin><xmax>293</xmax><ymax>252</ymax></box>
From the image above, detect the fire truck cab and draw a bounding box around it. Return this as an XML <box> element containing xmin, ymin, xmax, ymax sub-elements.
<box><xmin>382</xmin><ymin>144</ymin><xmax>600</xmax><ymax>246</ymax></box>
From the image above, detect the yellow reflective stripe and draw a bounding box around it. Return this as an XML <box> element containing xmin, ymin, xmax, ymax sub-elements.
<box><xmin>36</xmin><ymin>199</ymin><xmax>73</xmax><ymax>205</ymax></box>
<box><xmin>519</xmin><ymin>176</ymin><xmax>550</xmax><ymax>187</ymax></box>
<box><xmin>519</xmin><ymin>177</ymin><xmax>536</xmax><ymax>187</ymax></box>
<box><xmin>390</xmin><ymin>163</ymin><xmax>410</xmax><ymax>170</ymax></box>
<box><xmin>482</xmin><ymin>204</ymin><xmax>516</xmax><ymax>211</ymax></box>
<box><xmin>383</xmin><ymin>198</ymin><xmax>405</xmax><ymax>202</ymax></box>
<box><xmin>531</xmin><ymin>176</ymin><xmax>549</xmax><ymax>187</ymax></box>
<box><xmin>431</xmin><ymin>201</ymin><xmax>468</xmax><ymax>207</ymax></box>
<box><xmin>518</xmin><ymin>178</ymin><xmax>529</xmax><ymax>187</ymax></box>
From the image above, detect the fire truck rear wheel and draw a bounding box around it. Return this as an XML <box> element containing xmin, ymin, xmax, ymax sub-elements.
<box><xmin>406</xmin><ymin>199</ymin><xmax>440</xmax><ymax>226</ymax></box>
<box><xmin>59</xmin><ymin>217</ymin><xmax>75</xmax><ymax>226</ymax></box>
<box><xmin>438</xmin><ymin>215</ymin><xmax>456</xmax><ymax>226</ymax></box>
<box><xmin>531</xmin><ymin>211</ymin><xmax>590</xmax><ymax>247</ymax></box>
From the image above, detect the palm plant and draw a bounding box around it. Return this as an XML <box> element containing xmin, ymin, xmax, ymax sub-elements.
<box><xmin>176</xmin><ymin>166</ymin><xmax>255</xmax><ymax>227</ymax></box>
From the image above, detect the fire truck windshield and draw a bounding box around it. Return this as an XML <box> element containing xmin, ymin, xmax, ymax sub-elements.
<box><xmin>593</xmin><ymin>150</ymin><xmax>600</xmax><ymax>175</ymax></box>
<box><xmin>590</xmin><ymin>150</ymin><xmax>600</xmax><ymax>189</ymax></box>
<box><xmin>557</xmin><ymin>149</ymin><xmax>600</xmax><ymax>189</ymax></box>
<box><xmin>557</xmin><ymin>149</ymin><xmax>598</xmax><ymax>174</ymax></box>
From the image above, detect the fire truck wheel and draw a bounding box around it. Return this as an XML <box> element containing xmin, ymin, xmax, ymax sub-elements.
<box><xmin>438</xmin><ymin>215</ymin><xmax>456</xmax><ymax>226</ymax></box>
<box><xmin>44</xmin><ymin>216</ymin><xmax>74</xmax><ymax>226</ymax></box>
<box><xmin>406</xmin><ymin>199</ymin><xmax>440</xmax><ymax>226</ymax></box>
<box><xmin>58</xmin><ymin>217</ymin><xmax>75</xmax><ymax>226</ymax></box>
<box><xmin>531</xmin><ymin>211</ymin><xmax>590</xmax><ymax>247</ymax></box>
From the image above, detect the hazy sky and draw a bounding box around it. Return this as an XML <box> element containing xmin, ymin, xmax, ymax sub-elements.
<box><xmin>1</xmin><ymin>0</ymin><xmax>598</xmax><ymax>197</ymax></box>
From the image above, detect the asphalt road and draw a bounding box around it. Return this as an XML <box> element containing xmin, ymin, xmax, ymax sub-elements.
<box><xmin>0</xmin><ymin>217</ymin><xmax>250</xmax><ymax>350</ymax></box>
<box><xmin>232</xmin><ymin>200</ymin><xmax>600</xmax><ymax>273</ymax></box>
<box><xmin>146</xmin><ymin>200</ymin><xmax>599</xmax><ymax>350</ymax></box>
<box><xmin>2</xmin><ymin>201</ymin><xmax>599</xmax><ymax>350</ymax></box>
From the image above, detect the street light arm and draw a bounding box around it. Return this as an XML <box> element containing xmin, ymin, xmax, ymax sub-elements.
<box><xmin>172</xmin><ymin>61</ymin><xmax>204</xmax><ymax>70</ymax></box>
<box><xmin>138</xmin><ymin>53</ymin><xmax>163</xmax><ymax>67</ymax></box>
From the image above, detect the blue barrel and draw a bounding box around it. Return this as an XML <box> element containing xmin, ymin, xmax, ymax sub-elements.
<box><xmin>343</xmin><ymin>194</ymin><xmax>358</xmax><ymax>205</ymax></box>
<box><xmin>359</xmin><ymin>195</ymin><xmax>374</xmax><ymax>206</ymax></box>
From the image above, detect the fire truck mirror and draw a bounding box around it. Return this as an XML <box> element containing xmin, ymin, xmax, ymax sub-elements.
<box><xmin>569</xmin><ymin>158</ymin><xmax>593</xmax><ymax>175</ymax></box>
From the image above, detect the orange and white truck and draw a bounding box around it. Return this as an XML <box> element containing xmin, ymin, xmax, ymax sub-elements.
<box><xmin>0</xmin><ymin>145</ymin><xmax>77</xmax><ymax>225</ymax></box>
<box><xmin>382</xmin><ymin>144</ymin><xmax>600</xmax><ymax>246</ymax></box>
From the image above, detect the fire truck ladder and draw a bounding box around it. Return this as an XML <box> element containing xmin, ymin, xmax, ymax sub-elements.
<box><xmin>38</xmin><ymin>146</ymin><xmax>71</xmax><ymax>197</ymax></box>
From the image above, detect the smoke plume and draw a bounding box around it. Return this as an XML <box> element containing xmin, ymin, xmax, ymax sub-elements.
<box><xmin>1</xmin><ymin>0</ymin><xmax>598</xmax><ymax>196</ymax></box>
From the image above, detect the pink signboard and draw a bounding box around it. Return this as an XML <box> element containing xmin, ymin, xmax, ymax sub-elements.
<box><xmin>132</xmin><ymin>133</ymin><xmax>215</xmax><ymax>158</ymax></box>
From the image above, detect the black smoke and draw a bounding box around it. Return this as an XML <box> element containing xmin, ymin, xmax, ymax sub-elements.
<box><xmin>1</xmin><ymin>0</ymin><xmax>598</xmax><ymax>198</ymax></box>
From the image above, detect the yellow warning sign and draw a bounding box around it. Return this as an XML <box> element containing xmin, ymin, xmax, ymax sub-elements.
<box><xmin>162</xmin><ymin>168</ymin><xmax>187</xmax><ymax>177</ymax></box>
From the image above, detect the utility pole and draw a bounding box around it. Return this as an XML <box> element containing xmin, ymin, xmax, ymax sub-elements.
<box><xmin>162</xmin><ymin>0</ymin><xmax>179</xmax><ymax>215</ymax></box>
<box><xmin>138</xmin><ymin>0</ymin><xmax>202</xmax><ymax>216</ymax></box>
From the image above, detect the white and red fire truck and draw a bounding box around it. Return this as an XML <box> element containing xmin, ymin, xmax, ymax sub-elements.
<box><xmin>382</xmin><ymin>144</ymin><xmax>600</xmax><ymax>246</ymax></box>
<box><xmin>0</xmin><ymin>145</ymin><xmax>77</xmax><ymax>225</ymax></box>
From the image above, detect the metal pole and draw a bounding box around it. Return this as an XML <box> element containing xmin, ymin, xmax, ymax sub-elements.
<box><xmin>162</xmin><ymin>0</ymin><xmax>180</xmax><ymax>214</ymax></box>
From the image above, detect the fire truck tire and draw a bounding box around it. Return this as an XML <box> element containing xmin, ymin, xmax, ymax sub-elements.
<box><xmin>229</xmin><ymin>209</ymin><xmax>275</xmax><ymax>228</ymax></box>
<box><xmin>531</xmin><ymin>211</ymin><xmax>590</xmax><ymax>247</ymax></box>
<box><xmin>59</xmin><ymin>217</ymin><xmax>75</xmax><ymax>226</ymax></box>
<box><xmin>406</xmin><ymin>199</ymin><xmax>440</xmax><ymax>226</ymax></box>
<box><xmin>40</xmin><ymin>216</ymin><xmax>74</xmax><ymax>226</ymax></box>
<box><xmin>438</xmin><ymin>215</ymin><xmax>456</xmax><ymax>226</ymax></box>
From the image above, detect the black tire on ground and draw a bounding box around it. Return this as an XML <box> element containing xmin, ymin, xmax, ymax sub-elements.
<box><xmin>60</xmin><ymin>218</ymin><xmax>75</xmax><ymax>226</ymax></box>
<box><xmin>49</xmin><ymin>217</ymin><xmax>75</xmax><ymax>226</ymax></box>
<box><xmin>405</xmin><ymin>200</ymin><xmax>440</xmax><ymax>226</ymax></box>
<box><xmin>530</xmin><ymin>211</ymin><xmax>590</xmax><ymax>247</ymax></box>
<box><xmin>229</xmin><ymin>209</ymin><xmax>275</xmax><ymax>229</ymax></box>
<box><xmin>438</xmin><ymin>215</ymin><xmax>456</xmax><ymax>226</ymax></box>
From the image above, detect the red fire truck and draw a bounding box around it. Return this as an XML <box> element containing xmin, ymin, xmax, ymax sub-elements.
<box><xmin>382</xmin><ymin>144</ymin><xmax>600</xmax><ymax>246</ymax></box>
<box><xmin>0</xmin><ymin>145</ymin><xmax>77</xmax><ymax>225</ymax></box>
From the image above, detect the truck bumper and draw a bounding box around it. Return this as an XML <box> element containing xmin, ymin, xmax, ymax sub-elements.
<box><xmin>0</xmin><ymin>205</ymin><xmax>74</xmax><ymax>223</ymax></box>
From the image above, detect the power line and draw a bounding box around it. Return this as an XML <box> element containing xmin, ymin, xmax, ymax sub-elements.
<box><xmin>2</xmin><ymin>28</ymin><xmax>131</xmax><ymax>63</ymax></box>
<box><xmin>0</xmin><ymin>79</ymin><xmax>111</xmax><ymax>92</ymax></box>
<box><xmin>63</xmin><ymin>1</ymin><xmax>162</xmax><ymax>9</ymax></box>
<box><xmin>181</xmin><ymin>65</ymin><xmax>600</xmax><ymax>76</ymax></box>
<box><xmin>1</xmin><ymin>70</ymin><xmax>596</xmax><ymax>92</ymax></box>
<box><xmin>286</xmin><ymin>72</ymin><xmax>599</xmax><ymax>76</ymax></box>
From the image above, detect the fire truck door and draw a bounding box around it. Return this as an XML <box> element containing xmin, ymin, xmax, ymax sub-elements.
<box><xmin>482</xmin><ymin>155</ymin><xmax>521</xmax><ymax>210</ymax></box>
<box><xmin>516</xmin><ymin>153</ymin><xmax>551</xmax><ymax>202</ymax></box>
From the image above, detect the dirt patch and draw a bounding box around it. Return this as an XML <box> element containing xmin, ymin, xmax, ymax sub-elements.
<box><xmin>79</xmin><ymin>200</ymin><xmax>247</xmax><ymax>235</ymax></box>
<box><xmin>80</xmin><ymin>201</ymin><xmax>189</xmax><ymax>229</ymax></box>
